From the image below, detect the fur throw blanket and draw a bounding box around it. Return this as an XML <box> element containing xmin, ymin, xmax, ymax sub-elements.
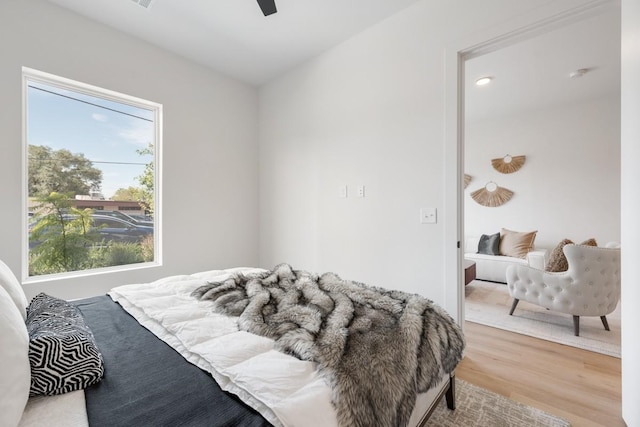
<box><xmin>192</xmin><ymin>264</ymin><xmax>465</xmax><ymax>427</ymax></box>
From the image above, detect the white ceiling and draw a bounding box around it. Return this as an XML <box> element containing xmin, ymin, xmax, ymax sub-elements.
<box><xmin>46</xmin><ymin>0</ymin><xmax>421</xmax><ymax>86</ymax></box>
<box><xmin>45</xmin><ymin>0</ymin><xmax>620</xmax><ymax>116</ymax></box>
<box><xmin>465</xmin><ymin>8</ymin><xmax>620</xmax><ymax>121</ymax></box>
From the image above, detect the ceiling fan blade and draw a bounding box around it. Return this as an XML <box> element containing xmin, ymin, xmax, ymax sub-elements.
<box><xmin>257</xmin><ymin>0</ymin><xmax>277</xmax><ymax>16</ymax></box>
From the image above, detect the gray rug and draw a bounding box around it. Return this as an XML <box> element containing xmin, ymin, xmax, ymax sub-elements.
<box><xmin>428</xmin><ymin>379</ymin><xmax>570</xmax><ymax>426</ymax></box>
<box><xmin>464</xmin><ymin>280</ymin><xmax>621</xmax><ymax>357</ymax></box>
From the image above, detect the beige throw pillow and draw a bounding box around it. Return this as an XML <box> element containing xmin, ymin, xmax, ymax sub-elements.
<box><xmin>579</xmin><ymin>238</ymin><xmax>598</xmax><ymax>247</ymax></box>
<box><xmin>546</xmin><ymin>238</ymin><xmax>598</xmax><ymax>272</ymax></box>
<box><xmin>546</xmin><ymin>239</ymin><xmax>574</xmax><ymax>272</ymax></box>
<box><xmin>499</xmin><ymin>228</ymin><xmax>537</xmax><ymax>259</ymax></box>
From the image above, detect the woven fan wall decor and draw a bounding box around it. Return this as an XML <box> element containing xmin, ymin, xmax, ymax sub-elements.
<box><xmin>471</xmin><ymin>181</ymin><xmax>514</xmax><ymax>207</ymax></box>
<box><xmin>491</xmin><ymin>154</ymin><xmax>526</xmax><ymax>174</ymax></box>
<box><xmin>464</xmin><ymin>174</ymin><xmax>472</xmax><ymax>189</ymax></box>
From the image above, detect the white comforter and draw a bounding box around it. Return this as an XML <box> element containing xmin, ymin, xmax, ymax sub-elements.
<box><xmin>19</xmin><ymin>267</ymin><xmax>445</xmax><ymax>427</ymax></box>
<box><xmin>109</xmin><ymin>267</ymin><xmax>449</xmax><ymax>427</ymax></box>
<box><xmin>109</xmin><ymin>267</ymin><xmax>338</xmax><ymax>427</ymax></box>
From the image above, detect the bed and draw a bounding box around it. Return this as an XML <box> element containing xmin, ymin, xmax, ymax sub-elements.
<box><xmin>2</xmin><ymin>263</ymin><xmax>465</xmax><ymax>427</ymax></box>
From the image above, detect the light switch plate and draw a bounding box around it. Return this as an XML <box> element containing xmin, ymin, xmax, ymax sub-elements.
<box><xmin>420</xmin><ymin>207</ymin><xmax>437</xmax><ymax>224</ymax></box>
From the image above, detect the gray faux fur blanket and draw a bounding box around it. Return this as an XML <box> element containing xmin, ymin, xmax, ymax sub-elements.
<box><xmin>192</xmin><ymin>264</ymin><xmax>465</xmax><ymax>427</ymax></box>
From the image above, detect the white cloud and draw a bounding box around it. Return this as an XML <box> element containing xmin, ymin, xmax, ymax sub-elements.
<box><xmin>92</xmin><ymin>113</ymin><xmax>108</xmax><ymax>122</ymax></box>
<box><xmin>118</xmin><ymin>119</ymin><xmax>153</xmax><ymax>146</ymax></box>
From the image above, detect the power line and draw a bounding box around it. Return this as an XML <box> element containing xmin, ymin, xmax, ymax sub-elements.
<box><xmin>28</xmin><ymin>157</ymin><xmax>148</xmax><ymax>166</ymax></box>
<box><xmin>28</xmin><ymin>85</ymin><xmax>153</xmax><ymax>122</ymax></box>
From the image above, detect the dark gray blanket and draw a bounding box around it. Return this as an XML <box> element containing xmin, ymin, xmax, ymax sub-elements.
<box><xmin>192</xmin><ymin>264</ymin><xmax>465</xmax><ymax>427</ymax></box>
<box><xmin>75</xmin><ymin>296</ymin><xmax>271</xmax><ymax>427</ymax></box>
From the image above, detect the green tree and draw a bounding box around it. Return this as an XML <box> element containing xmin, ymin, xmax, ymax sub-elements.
<box><xmin>29</xmin><ymin>192</ymin><xmax>98</xmax><ymax>276</ymax></box>
<box><xmin>112</xmin><ymin>186</ymin><xmax>146</xmax><ymax>202</ymax></box>
<box><xmin>28</xmin><ymin>145</ymin><xmax>103</xmax><ymax>197</ymax></box>
<box><xmin>111</xmin><ymin>143</ymin><xmax>154</xmax><ymax>214</ymax></box>
<box><xmin>135</xmin><ymin>143</ymin><xmax>154</xmax><ymax>215</ymax></box>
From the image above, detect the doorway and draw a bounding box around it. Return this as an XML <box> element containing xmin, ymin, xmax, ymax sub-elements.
<box><xmin>461</xmin><ymin>5</ymin><xmax>621</xmax><ymax>345</ymax></box>
<box><xmin>443</xmin><ymin>0</ymin><xmax>620</xmax><ymax>330</ymax></box>
<box><xmin>442</xmin><ymin>2</ymin><xmax>623</xmax><ymax>424</ymax></box>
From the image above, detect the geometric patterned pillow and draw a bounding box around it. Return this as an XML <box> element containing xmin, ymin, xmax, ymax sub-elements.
<box><xmin>25</xmin><ymin>293</ymin><xmax>104</xmax><ymax>396</ymax></box>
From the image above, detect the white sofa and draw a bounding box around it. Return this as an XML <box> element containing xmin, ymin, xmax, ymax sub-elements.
<box><xmin>464</xmin><ymin>237</ymin><xmax>547</xmax><ymax>283</ymax></box>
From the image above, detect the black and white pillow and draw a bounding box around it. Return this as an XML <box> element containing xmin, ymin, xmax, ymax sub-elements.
<box><xmin>26</xmin><ymin>293</ymin><xmax>104</xmax><ymax>396</ymax></box>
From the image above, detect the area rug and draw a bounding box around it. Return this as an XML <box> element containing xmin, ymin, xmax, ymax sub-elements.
<box><xmin>428</xmin><ymin>379</ymin><xmax>570</xmax><ymax>426</ymax></box>
<box><xmin>464</xmin><ymin>280</ymin><xmax>621</xmax><ymax>358</ymax></box>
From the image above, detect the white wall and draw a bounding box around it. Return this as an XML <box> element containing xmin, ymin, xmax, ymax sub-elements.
<box><xmin>465</xmin><ymin>96</ymin><xmax>621</xmax><ymax>250</ymax></box>
<box><xmin>621</xmin><ymin>0</ymin><xmax>640</xmax><ymax>424</ymax></box>
<box><xmin>0</xmin><ymin>0</ymin><xmax>259</xmax><ymax>300</ymax></box>
<box><xmin>257</xmin><ymin>0</ymin><xmax>588</xmax><ymax>304</ymax></box>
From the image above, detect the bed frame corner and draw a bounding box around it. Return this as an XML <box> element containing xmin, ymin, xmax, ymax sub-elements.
<box><xmin>445</xmin><ymin>372</ymin><xmax>456</xmax><ymax>410</ymax></box>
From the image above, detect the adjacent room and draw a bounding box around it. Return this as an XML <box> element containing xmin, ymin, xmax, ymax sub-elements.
<box><xmin>463</xmin><ymin>6</ymin><xmax>622</xmax><ymax>356</ymax></box>
<box><xmin>1</xmin><ymin>0</ymin><xmax>638</xmax><ymax>426</ymax></box>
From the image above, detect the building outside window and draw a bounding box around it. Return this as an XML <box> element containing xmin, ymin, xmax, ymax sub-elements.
<box><xmin>23</xmin><ymin>68</ymin><xmax>162</xmax><ymax>279</ymax></box>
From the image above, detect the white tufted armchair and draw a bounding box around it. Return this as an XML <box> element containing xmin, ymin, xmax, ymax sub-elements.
<box><xmin>506</xmin><ymin>244</ymin><xmax>621</xmax><ymax>336</ymax></box>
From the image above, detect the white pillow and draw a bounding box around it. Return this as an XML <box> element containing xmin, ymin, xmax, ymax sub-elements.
<box><xmin>0</xmin><ymin>285</ymin><xmax>30</xmax><ymax>427</ymax></box>
<box><xmin>0</xmin><ymin>259</ymin><xmax>28</xmax><ymax>320</ymax></box>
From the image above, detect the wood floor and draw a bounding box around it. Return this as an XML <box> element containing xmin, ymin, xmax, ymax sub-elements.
<box><xmin>456</xmin><ymin>321</ymin><xmax>624</xmax><ymax>427</ymax></box>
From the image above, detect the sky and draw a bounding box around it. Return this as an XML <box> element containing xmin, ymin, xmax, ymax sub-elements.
<box><xmin>27</xmin><ymin>80</ymin><xmax>155</xmax><ymax>200</ymax></box>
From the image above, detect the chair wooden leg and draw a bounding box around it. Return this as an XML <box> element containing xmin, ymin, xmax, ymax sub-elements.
<box><xmin>601</xmin><ymin>316</ymin><xmax>610</xmax><ymax>331</ymax></box>
<box><xmin>509</xmin><ymin>298</ymin><xmax>519</xmax><ymax>315</ymax></box>
<box><xmin>573</xmin><ymin>315</ymin><xmax>580</xmax><ymax>336</ymax></box>
<box><xmin>445</xmin><ymin>373</ymin><xmax>456</xmax><ymax>410</ymax></box>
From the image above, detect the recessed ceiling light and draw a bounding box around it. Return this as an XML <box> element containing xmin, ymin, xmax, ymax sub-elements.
<box><xmin>475</xmin><ymin>77</ymin><xmax>493</xmax><ymax>86</ymax></box>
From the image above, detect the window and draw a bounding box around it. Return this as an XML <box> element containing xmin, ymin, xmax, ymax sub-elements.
<box><xmin>23</xmin><ymin>68</ymin><xmax>161</xmax><ymax>279</ymax></box>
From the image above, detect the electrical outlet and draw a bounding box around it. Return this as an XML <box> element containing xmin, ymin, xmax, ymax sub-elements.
<box><xmin>357</xmin><ymin>185</ymin><xmax>365</xmax><ymax>198</ymax></box>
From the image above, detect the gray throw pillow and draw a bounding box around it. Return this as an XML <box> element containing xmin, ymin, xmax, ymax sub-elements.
<box><xmin>477</xmin><ymin>232</ymin><xmax>501</xmax><ymax>255</ymax></box>
<box><xmin>26</xmin><ymin>293</ymin><xmax>104</xmax><ymax>396</ymax></box>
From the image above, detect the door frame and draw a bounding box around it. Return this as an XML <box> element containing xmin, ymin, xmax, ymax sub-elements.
<box><xmin>443</xmin><ymin>0</ymin><xmax>616</xmax><ymax>324</ymax></box>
